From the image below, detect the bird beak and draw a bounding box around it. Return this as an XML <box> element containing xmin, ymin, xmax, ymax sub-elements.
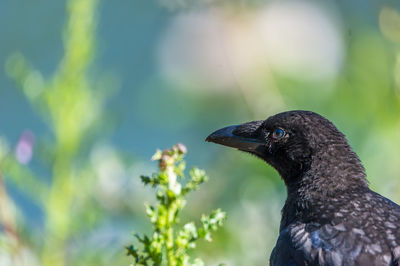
<box><xmin>206</xmin><ymin>122</ymin><xmax>265</xmax><ymax>154</ymax></box>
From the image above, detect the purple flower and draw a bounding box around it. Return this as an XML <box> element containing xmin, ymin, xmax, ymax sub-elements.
<box><xmin>15</xmin><ymin>130</ymin><xmax>35</xmax><ymax>165</ymax></box>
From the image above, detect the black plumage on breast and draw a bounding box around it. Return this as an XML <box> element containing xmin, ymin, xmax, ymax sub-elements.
<box><xmin>271</xmin><ymin>191</ymin><xmax>400</xmax><ymax>266</ymax></box>
<box><xmin>206</xmin><ymin>110</ymin><xmax>400</xmax><ymax>266</ymax></box>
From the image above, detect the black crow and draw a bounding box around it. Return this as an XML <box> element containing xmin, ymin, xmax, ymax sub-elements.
<box><xmin>206</xmin><ymin>110</ymin><xmax>400</xmax><ymax>266</ymax></box>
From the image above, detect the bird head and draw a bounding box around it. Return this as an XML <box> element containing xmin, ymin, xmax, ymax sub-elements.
<box><xmin>206</xmin><ymin>110</ymin><xmax>366</xmax><ymax>187</ymax></box>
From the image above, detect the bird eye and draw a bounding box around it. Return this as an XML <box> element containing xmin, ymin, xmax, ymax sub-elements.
<box><xmin>272</xmin><ymin>128</ymin><xmax>285</xmax><ymax>140</ymax></box>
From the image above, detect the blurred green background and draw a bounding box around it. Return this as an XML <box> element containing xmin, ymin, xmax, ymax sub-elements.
<box><xmin>1</xmin><ymin>0</ymin><xmax>400</xmax><ymax>265</ymax></box>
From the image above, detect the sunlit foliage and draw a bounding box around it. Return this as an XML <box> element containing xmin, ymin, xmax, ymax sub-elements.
<box><xmin>127</xmin><ymin>144</ymin><xmax>226</xmax><ymax>265</ymax></box>
<box><xmin>3</xmin><ymin>0</ymin><xmax>104</xmax><ymax>265</ymax></box>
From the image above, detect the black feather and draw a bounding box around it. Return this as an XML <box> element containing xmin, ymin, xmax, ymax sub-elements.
<box><xmin>207</xmin><ymin>110</ymin><xmax>400</xmax><ymax>266</ymax></box>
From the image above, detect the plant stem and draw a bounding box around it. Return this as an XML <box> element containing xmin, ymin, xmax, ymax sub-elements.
<box><xmin>166</xmin><ymin>224</ymin><xmax>175</xmax><ymax>266</ymax></box>
<box><xmin>41</xmin><ymin>153</ymin><xmax>73</xmax><ymax>266</ymax></box>
<box><xmin>166</xmin><ymin>196</ymin><xmax>176</xmax><ymax>266</ymax></box>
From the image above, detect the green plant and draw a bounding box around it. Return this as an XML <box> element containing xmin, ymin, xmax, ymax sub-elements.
<box><xmin>127</xmin><ymin>144</ymin><xmax>226</xmax><ymax>266</ymax></box>
<box><xmin>3</xmin><ymin>0</ymin><xmax>106</xmax><ymax>265</ymax></box>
